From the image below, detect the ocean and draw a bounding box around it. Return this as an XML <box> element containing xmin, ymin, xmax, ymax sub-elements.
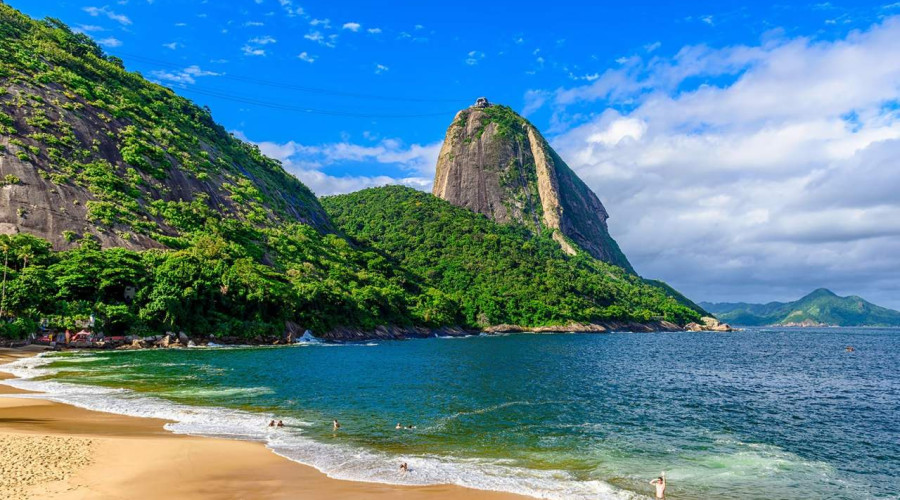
<box><xmin>2</xmin><ymin>327</ymin><xmax>897</xmax><ymax>499</ymax></box>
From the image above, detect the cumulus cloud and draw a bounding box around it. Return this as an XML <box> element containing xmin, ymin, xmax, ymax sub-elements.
<box><xmin>83</xmin><ymin>6</ymin><xmax>131</xmax><ymax>25</ymax></box>
<box><xmin>343</xmin><ymin>22</ymin><xmax>361</xmax><ymax>32</ymax></box>
<box><xmin>242</xmin><ymin>45</ymin><xmax>266</xmax><ymax>56</ymax></box>
<box><xmin>297</xmin><ymin>51</ymin><xmax>316</xmax><ymax>63</ymax></box>
<box><xmin>305</xmin><ymin>31</ymin><xmax>337</xmax><ymax>48</ymax></box>
<box><xmin>150</xmin><ymin>65</ymin><xmax>220</xmax><ymax>85</ymax></box>
<box><xmin>233</xmin><ymin>132</ymin><xmax>440</xmax><ymax>196</ymax></box>
<box><xmin>249</xmin><ymin>35</ymin><xmax>277</xmax><ymax>45</ymax></box>
<box><xmin>532</xmin><ymin>17</ymin><xmax>900</xmax><ymax>307</ymax></box>
<box><xmin>96</xmin><ymin>37</ymin><xmax>122</xmax><ymax>48</ymax></box>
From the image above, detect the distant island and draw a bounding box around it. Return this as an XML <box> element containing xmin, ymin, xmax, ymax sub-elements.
<box><xmin>701</xmin><ymin>288</ymin><xmax>900</xmax><ymax>327</ymax></box>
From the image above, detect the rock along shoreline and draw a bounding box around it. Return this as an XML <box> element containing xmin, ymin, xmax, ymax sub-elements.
<box><xmin>1</xmin><ymin>320</ymin><xmax>702</xmax><ymax>350</ymax></box>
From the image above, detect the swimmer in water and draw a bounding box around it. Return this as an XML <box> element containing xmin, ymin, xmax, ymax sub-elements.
<box><xmin>399</xmin><ymin>462</ymin><xmax>409</xmax><ymax>473</ymax></box>
<box><xmin>277</xmin><ymin>420</ymin><xmax>284</xmax><ymax>427</ymax></box>
<box><xmin>268</xmin><ymin>420</ymin><xmax>275</xmax><ymax>427</ymax></box>
<box><xmin>650</xmin><ymin>474</ymin><xmax>666</xmax><ymax>499</ymax></box>
<box><xmin>333</xmin><ymin>419</ymin><xmax>341</xmax><ymax>431</ymax></box>
<box><xmin>396</xmin><ymin>423</ymin><xmax>402</xmax><ymax>429</ymax></box>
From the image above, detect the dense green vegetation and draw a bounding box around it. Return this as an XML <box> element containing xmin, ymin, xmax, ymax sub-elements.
<box><xmin>322</xmin><ymin>186</ymin><xmax>701</xmax><ymax>327</ymax></box>
<box><xmin>701</xmin><ymin>288</ymin><xmax>900</xmax><ymax>326</ymax></box>
<box><xmin>0</xmin><ymin>4</ymin><xmax>329</xmax><ymax>243</ymax></box>
<box><xmin>0</xmin><ymin>5</ymin><xmax>701</xmax><ymax>340</ymax></box>
<box><xmin>0</xmin><ymin>225</ymin><xmax>432</xmax><ymax>339</ymax></box>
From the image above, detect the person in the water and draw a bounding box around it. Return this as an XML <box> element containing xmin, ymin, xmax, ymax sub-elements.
<box><xmin>650</xmin><ymin>475</ymin><xmax>666</xmax><ymax>499</ymax></box>
<box><xmin>277</xmin><ymin>420</ymin><xmax>284</xmax><ymax>427</ymax></box>
<box><xmin>396</xmin><ymin>423</ymin><xmax>402</xmax><ymax>429</ymax></box>
<box><xmin>333</xmin><ymin>419</ymin><xmax>341</xmax><ymax>431</ymax></box>
<box><xmin>268</xmin><ymin>420</ymin><xmax>275</xmax><ymax>427</ymax></box>
<box><xmin>399</xmin><ymin>462</ymin><xmax>408</xmax><ymax>473</ymax></box>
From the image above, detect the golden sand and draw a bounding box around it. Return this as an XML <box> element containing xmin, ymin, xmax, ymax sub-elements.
<box><xmin>0</xmin><ymin>348</ymin><xmax>526</xmax><ymax>500</ymax></box>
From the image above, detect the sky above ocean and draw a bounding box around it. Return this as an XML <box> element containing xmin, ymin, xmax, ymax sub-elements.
<box><xmin>14</xmin><ymin>0</ymin><xmax>900</xmax><ymax>308</ymax></box>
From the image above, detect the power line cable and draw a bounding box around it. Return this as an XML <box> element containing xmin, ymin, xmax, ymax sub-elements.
<box><xmin>116</xmin><ymin>51</ymin><xmax>471</xmax><ymax>104</ymax></box>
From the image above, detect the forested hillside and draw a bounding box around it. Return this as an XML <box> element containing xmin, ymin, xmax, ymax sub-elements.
<box><xmin>0</xmin><ymin>5</ymin><xmax>701</xmax><ymax>340</ymax></box>
<box><xmin>323</xmin><ymin>186</ymin><xmax>701</xmax><ymax>328</ymax></box>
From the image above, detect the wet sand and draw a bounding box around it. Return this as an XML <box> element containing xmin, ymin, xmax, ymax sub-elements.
<box><xmin>0</xmin><ymin>348</ymin><xmax>527</xmax><ymax>500</ymax></box>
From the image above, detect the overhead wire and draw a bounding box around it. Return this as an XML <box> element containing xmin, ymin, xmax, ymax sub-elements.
<box><xmin>116</xmin><ymin>51</ymin><xmax>471</xmax><ymax>105</ymax></box>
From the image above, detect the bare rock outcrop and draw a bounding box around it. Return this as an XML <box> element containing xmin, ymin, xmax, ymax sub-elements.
<box><xmin>432</xmin><ymin>102</ymin><xmax>633</xmax><ymax>271</ymax></box>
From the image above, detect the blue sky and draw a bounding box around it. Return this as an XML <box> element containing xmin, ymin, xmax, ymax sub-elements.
<box><xmin>14</xmin><ymin>1</ymin><xmax>900</xmax><ymax>307</ymax></box>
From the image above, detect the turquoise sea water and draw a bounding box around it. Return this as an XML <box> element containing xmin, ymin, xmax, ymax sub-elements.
<box><xmin>3</xmin><ymin>328</ymin><xmax>898</xmax><ymax>499</ymax></box>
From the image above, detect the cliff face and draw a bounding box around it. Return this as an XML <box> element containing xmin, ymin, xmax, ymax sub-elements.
<box><xmin>433</xmin><ymin>104</ymin><xmax>634</xmax><ymax>272</ymax></box>
<box><xmin>0</xmin><ymin>7</ymin><xmax>331</xmax><ymax>250</ymax></box>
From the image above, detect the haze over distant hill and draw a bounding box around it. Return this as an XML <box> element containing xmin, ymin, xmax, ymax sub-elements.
<box><xmin>701</xmin><ymin>288</ymin><xmax>900</xmax><ymax>327</ymax></box>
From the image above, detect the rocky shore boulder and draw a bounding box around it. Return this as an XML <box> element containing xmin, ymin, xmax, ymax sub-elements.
<box><xmin>685</xmin><ymin>317</ymin><xmax>734</xmax><ymax>332</ymax></box>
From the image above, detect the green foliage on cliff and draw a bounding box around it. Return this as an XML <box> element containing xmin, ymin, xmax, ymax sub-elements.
<box><xmin>322</xmin><ymin>186</ymin><xmax>701</xmax><ymax>327</ymax></box>
<box><xmin>701</xmin><ymin>288</ymin><xmax>900</xmax><ymax>326</ymax></box>
<box><xmin>0</xmin><ymin>6</ymin><xmax>702</xmax><ymax>340</ymax></box>
<box><xmin>0</xmin><ymin>4</ymin><xmax>329</xmax><ymax>242</ymax></box>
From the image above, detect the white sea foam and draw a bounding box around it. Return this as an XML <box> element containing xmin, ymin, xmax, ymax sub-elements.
<box><xmin>0</xmin><ymin>353</ymin><xmax>642</xmax><ymax>500</ymax></box>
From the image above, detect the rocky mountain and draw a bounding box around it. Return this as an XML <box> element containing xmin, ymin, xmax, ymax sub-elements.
<box><xmin>0</xmin><ymin>7</ymin><xmax>330</xmax><ymax>251</ymax></box>
<box><xmin>432</xmin><ymin>101</ymin><xmax>634</xmax><ymax>272</ymax></box>
<box><xmin>701</xmin><ymin>288</ymin><xmax>900</xmax><ymax>327</ymax></box>
<box><xmin>0</xmin><ymin>5</ymin><xmax>705</xmax><ymax>341</ymax></box>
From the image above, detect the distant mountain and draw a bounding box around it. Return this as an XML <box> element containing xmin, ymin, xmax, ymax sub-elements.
<box><xmin>701</xmin><ymin>289</ymin><xmax>900</xmax><ymax>327</ymax></box>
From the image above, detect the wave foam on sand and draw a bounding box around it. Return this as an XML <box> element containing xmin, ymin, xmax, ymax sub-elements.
<box><xmin>0</xmin><ymin>353</ymin><xmax>640</xmax><ymax>500</ymax></box>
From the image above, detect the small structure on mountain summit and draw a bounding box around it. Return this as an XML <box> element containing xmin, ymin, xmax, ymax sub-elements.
<box><xmin>473</xmin><ymin>97</ymin><xmax>491</xmax><ymax>108</ymax></box>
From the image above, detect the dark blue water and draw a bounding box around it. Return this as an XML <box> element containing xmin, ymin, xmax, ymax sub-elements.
<box><xmin>17</xmin><ymin>328</ymin><xmax>900</xmax><ymax>499</ymax></box>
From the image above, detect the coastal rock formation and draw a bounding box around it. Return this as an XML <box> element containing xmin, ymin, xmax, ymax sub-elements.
<box><xmin>432</xmin><ymin>102</ymin><xmax>634</xmax><ymax>272</ymax></box>
<box><xmin>685</xmin><ymin>316</ymin><xmax>734</xmax><ymax>332</ymax></box>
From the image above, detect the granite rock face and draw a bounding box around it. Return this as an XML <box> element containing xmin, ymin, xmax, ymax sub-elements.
<box><xmin>433</xmin><ymin>104</ymin><xmax>634</xmax><ymax>272</ymax></box>
<box><xmin>0</xmin><ymin>73</ymin><xmax>330</xmax><ymax>251</ymax></box>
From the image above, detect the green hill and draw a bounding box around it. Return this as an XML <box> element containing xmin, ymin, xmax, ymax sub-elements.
<box><xmin>0</xmin><ymin>5</ymin><xmax>701</xmax><ymax>341</ymax></box>
<box><xmin>701</xmin><ymin>288</ymin><xmax>900</xmax><ymax>327</ymax></box>
<box><xmin>322</xmin><ymin>186</ymin><xmax>702</xmax><ymax>328</ymax></box>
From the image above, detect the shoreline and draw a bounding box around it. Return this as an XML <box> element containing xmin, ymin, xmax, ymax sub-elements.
<box><xmin>3</xmin><ymin>320</ymin><xmax>687</xmax><ymax>351</ymax></box>
<box><xmin>0</xmin><ymin>347</ymin><xmax>529</xmax><ymax>500</ymax></box>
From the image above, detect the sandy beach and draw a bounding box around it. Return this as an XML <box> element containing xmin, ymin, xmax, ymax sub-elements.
<box><xmin>0</xmin><ymin>348</ymin><xmax>526</xmax><ymax>500</ymax></box>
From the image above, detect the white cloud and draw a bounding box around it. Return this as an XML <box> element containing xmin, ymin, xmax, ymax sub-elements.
<box><xmin>367</xmin><ymin>27</ymin><xmax>382</xmax><ymax>34</ymax></box>
<box><xmin>298</xmin><ymin>51</ymin><xmax>316</xmax><ymax>63</ymax></box>
<box><xmin>532</xmin><ymin>16</ymin><xmax>900</xmax><ymax>307</ymax></box>
<box><xmin>278</xmin><ymin>0</ymin><xmax>304</xmax><ymax>16</ymax></box>
<box><xmin>96</xmin><ymin>37</ymin><xmax>122</xmax><ymax>48</ymax></box>
<box><xmin>249</xmin><ymin>35</ymin><xmax>277</xmax><ymax>44</ymax></box>
<box><xmin>244</xmin><ymin>21</ymin><xmax>264</xmax><ymax>27</ymax></box>
<box><xmin>374</xmin><ymin>63</ymin><xmax>389</xmax><ymax>74</ymax></box>
<box><xmin>233</xmin><ymin>132</ymin><xmax>440</xmax><ymax>196</ymax></box>
<box><xmin>74</xmin><ymin>24</ymin><xmax>104</xmax><ymax>33</ymax></box>
<box><xmin>150</xmin><ymin>65</ymin><xmax>220</xmax><ymax>85</ymax></box>
<box><xmin>83</xmin><ymin>6</ymin><xmax>131</xmax><ymax>25</ymax></box>
<box><xmin>305</xmin><ymin>31</ymin><xmax>337</xmax><ymax>47</ymax></box>
<box><xmin>465</xmin><ymin>50</ymin><xmax>485</xmax><ymax>65</ymax></box>
<box><xmin>242</xmin><ymin>45</ymin><xmax>266</xmax><ymax>56</ymax></box>
<box><xmin>162</xmin><ymin>42</ymin><xmax>180</xmax><ymax>50</ymax></box>
<box><xmin>343</xmin><ymin>22</ymin><xmax>361</xmax><ymax>32</ymax></box>
<box><xmin>310</xmin><ymin>18</ymin><xmax>330</xmax><ymax>28</ymax></box>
